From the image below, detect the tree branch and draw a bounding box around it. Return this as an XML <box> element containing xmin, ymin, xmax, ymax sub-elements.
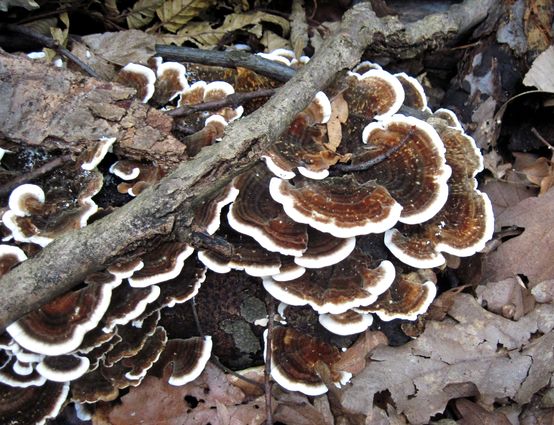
<box><xmin>0</xmin><ymin>0</ymin><xmax>495</xmax><ymax>331</ymax></box>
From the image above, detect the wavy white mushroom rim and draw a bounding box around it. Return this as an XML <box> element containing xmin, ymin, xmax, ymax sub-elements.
<box><xmin>0</xmin><ymin>49</ymin><xmax>494</xmax><ymax>423</ymax></box>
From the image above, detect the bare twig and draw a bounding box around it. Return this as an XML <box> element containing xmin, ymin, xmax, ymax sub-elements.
<box><xmin>155</xmin><ymin>45</ymin><xmax>296</xmax><ymax>83</ymax></box>
<box><xmin>0</xmin><ymin>154</ymin><xmax>73</xmax><ymax>198</ymax></box>
<box><xmin>264</xmin><ymin>294</ymin><xmax>275</xmax><ymax>425</ymax></box>
<box><xmin>167</xmin><ymin>88</ymin><xmax>276</xmax><ymax>118</ymax></box>
<box><xmin>531</xmin><ymin>127</ymin><xmax>554</xmax><ymax>150</ymax></box>
<box><xmin>0</xmin><ymin>23</ymin><xmax>100</xmax><ymax>79</ymax></box>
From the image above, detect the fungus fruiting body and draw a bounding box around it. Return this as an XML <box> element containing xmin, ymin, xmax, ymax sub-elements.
<box><xmin>0</xmin><ymin>52</ymin><xmax>494</xmax><ymax>422</ymax></box>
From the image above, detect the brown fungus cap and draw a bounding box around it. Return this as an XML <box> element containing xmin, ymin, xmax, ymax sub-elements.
<box><xmin>79</xmin><ymin>136</ymin><xmax>116</xmax><ymax>171</ymax></box>
<box><xmin>151</xmin><ymin>336</ymin><xmax>212</xmax><ymax>386</ymax></box>
<box><xmin>35</xmin><ymin>353</ymin><xmax>90</xmax><ymax>382</ymax></box>
<box><xmin>357</xmin><ymin>272</ymin><xmax>437</xmax><ymax>321</ymax></box>
<box><xmin>357</xmin><ymin>114</ymin><xmax>451</xmax><ymax>225</ymax></box>
<box><xmin>318</xmin><ymin>310</ymin><xmax>374</xmax><ymax>336</ymax></box>
<box><xmin>128</xmin><ymin>242</ymin><xmax>194</xmax><ymax>288</ymax></box>
<box><xmin>0</xmin><ymin>244</ymin><xmax>27</xmax><ymax>277</ymax></box>
<box><xmin>394</xmin><ymin>72</ymin><xmax>428</xmax><ymax>112</ymax></box>
<box><xmin>294</xmin><ymin>228</ymin><xmax>356</xmax><ymax>269</ymax></box>
<box><xmin>192</xmin><ymin>182</ymin><xmax>239</xmax><ymax>235</ymax></box>
<box><xmin>0</xmin><ymin>381</ymin><xmax>69</xmax><ymax>425</ymax></box>
<box><xmin>384</xmin><ymin>126</ymin><xmax>493</xmax><ymax>268</ymax></box>
<box><xmin>152</xmin><ymin>61</ymin><xmax>188</xmax><ymax>105</ymax></box>
<box><xmin>270</xmin><ymin>175</ymin><xmax>402</xmax><ymax>238</ymax></box>
<box><xmin>263</xmin><ymin>252</ymin><xmax>395</xmax><ymax>315</ymax></box>
<box><xmin>6</xmin><ymin>282</ymin><xmax>113</xmax><ymax>356</ymax></box>
<box><xmin>265</xmin><ymin>326</ymin><xmax>351</xmax><ymax>396</ymax></box>
<box><xmin>117</xmin><ymin>63</ymin><xmax>156</xmax><ymax>103</ymax></box>
<box><xmin>228</xmin><ymin>166</ymin><xmax>308</xmax><ymax>256</ymax></box>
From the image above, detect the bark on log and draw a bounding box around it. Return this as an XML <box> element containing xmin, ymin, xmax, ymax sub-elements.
<box><xmin>0</xmin><ymin>0</ymin><xmax>495</xmax><ymax>331</ymax></box>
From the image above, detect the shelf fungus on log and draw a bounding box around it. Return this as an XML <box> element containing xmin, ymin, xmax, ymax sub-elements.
<box><xmin>0</xmin><ymin>53</ymin><xmax>495</xmax><ymax>412</ymax></box>
<box><xmin>264</xmin><ymin>326</ymin><xmax>351</xmax><ymax>396</ymax></box>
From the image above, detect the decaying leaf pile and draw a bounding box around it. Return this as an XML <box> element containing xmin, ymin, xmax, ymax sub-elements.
<box><xmin>1</xmin><ymin>1</ymin><xmax>554</xmax><ymax>424</ymax></box>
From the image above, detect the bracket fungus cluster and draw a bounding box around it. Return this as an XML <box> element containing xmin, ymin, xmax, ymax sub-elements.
<box><xmin>0</xmin><ymin>49</ymin><xmax>493</xmax><ymax>422</ymax></box>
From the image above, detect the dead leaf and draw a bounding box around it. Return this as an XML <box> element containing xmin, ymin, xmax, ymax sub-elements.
<box><xmin>531</xmin><ymin>279</ymin><xmax>554</xmax><ymax>303</ymax></box>
<box><xmin>155</xmin><ymin>0</ymin><xmax>216</xmax><ymax>33</ymax></box>
<box><xmin>0</xmin><ymin>0</ymin><xmax>38</xmax><ymax>12</ymax></box>
<box><xmin>523</xmin><ymin>0</ymin><xmax>553</xmax><ymax>53</ymax></box>
<box><xmin>476</xmin><ymin>276</ymin><xmax>535</xmax><ymax>320</ymax></box>
<box><xmin>82</xmin><ymin>30</ymin><xmax>156</xmax><ymax>66</ymax></box>
<box><xmin>339</xmin><ymin>293</ymin><xmax>554</xmax><ymax>424</ymax></box>
<box><xmin>105</xmin><ymin>363</ymin><xmax>269</xmax><ymax>425</ymax></box>
<box><xmin>483</xmin><ymin>189</ymin><xmax>554</xmax><ymax>283</ymax></box>
<box><xmin>126</xmin><ymin>0</ymin><xmax>165</xmax><ymax>29</ymax></box>
<box><xmin>333</xmin><ymin>330</ymin><xmax>388</xmax><ymax>375</ymax></box>
<box><xmin>523</xmin><ymin>45</ymin><xmax>554</xmax><ymax>92</ymax></box>
<box><xmin>290</xmin><ymin>0</ymin><xmax>308</xmax><ymax>59</ymax></box>
<box><xmin>326</xmin><ymin>93</ymin><xmax>348</xmax><ymax>152</ymax></box>
<box><xmin>456</xmin><ymin>399</ymin><xmax>512</xmax><ymax>425</ymax></box>
<box><xmin>260</xmin><ymin>30</ymin><xmax>291</xmax><ymax>52</ymax></box>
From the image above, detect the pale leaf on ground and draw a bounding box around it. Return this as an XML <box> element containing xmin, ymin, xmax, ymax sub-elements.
<box><xmin>290</xmin><ymin>0</ymin><xmax>308</xmax><ymax>59</ymax></box>
<box><xmin>126</xmin><ymin>0</ymin><xmax>164</xmax><ymax>29</ymax></box>
<box><xmin>82</xmin><ymin>30</ymin><xmax>156</xmax><ymax>66</ymax></box>
<box><xmin>340</xmin><ymin>292</ymin><xmax>554</xmax><ymax>425</ymax></box>
<box><xmin>155</xmin><ymin>0</ymin><xmax>217</xmax><ymax>33</ymax></box>
<box><xmin>483</xmin><ymin>189</ymin><xmax>554</xmax><ymax>283</ymax></box>
<box><xmin>523</xmin><ymin>45</ymin><xmax>554</xmax><ymax>92</ymax></box>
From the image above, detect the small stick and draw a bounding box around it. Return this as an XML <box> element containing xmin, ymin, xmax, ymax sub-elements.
<box><xmin>332</xmin><ymin>126</ymin><xmax>415</xmax><ymax>173</ymax></box>
<box><xmin>167</xmin><ymin>88</ymin><xmax>276</xmax><ymax>118</ymax></box>
<box><xmin>1</xmin><ymin>23</ymin><xmax>100</xmax><ymax>79</ymax></box>
<box><xmin>531</xmin><ymin>127</ymin><xmax>554</xmax><ymax>150</ymax></box>
<box><xmin>264</xmin><ymin>294</ymin><xmax>275</xmax><ymax>425</ymax></box>
<box><xmin>155</xmin><ymin>45</ymin><xmax>295</xmax><ymax>83</ymax></box>
<box><xmin>0</xmin><ymin>154</ymin><xmax>73</xmax><ymax>197</ymax></box>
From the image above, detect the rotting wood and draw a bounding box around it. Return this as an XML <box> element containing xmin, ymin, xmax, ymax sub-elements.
<box><xmin>0</xmin><ymin>0</ymin><xmax>495</xmax><ymax>332</ymax></box>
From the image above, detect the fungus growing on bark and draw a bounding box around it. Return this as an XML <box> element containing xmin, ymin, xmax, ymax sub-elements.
<box><xmin>318</xmin><ymin>310</ymin><xmax>374</xmax><ymax>336</ymax></box>
<box><xmin>35</xmin><ymin>354</ymin><xmax>90</xmax><ymax>382</ymax></box>
<box><xmin>265</xmin><ymin>327</ymin><xmax>351</xmax><ymax>396</ymax></box>
<box><xmin>117</xmin><ymin>63</ymin><xmax>156</xmax><ymax>103</ymax></box>
<box><xmin>0</xmin><ymin>244</ymin><xmax>27</xmax><ymax>276</ymax></box>
<box><xmin>79</xmin><ymin>136</ymin><xmax>116</xmax><ymax>171</ymax></box>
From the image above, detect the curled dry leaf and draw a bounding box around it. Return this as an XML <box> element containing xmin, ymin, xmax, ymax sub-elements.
<box><xmin>339</xmin><ymin>291</ymin><xmax>554</xmax><ymax>424</ymax></box>
<box><xmin>483</xmin><ymin>189</ymin><xmax>554</xmax><ymax>283</ymax></box>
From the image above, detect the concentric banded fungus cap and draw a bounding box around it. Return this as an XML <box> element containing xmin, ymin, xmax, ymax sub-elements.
<box><xmin>114</xmin><ymin>163</ymin><xmax>163</xmax><ymax>197</ymax></box>
<box><xmin>192</xmin><ymin>182</ymin><xmax>239</xmax><ymax>235</ymax></box>
<box><xmin>179</xmin><ymin>80</ymin><xmax>243</xmax><ymax>123</ymax></box>
<box><xmin>109</xmin><ymin>160</ymin><xmax>142</xmax><ymax>181</ymax></box>
<box><xmin>6</xmin><ymin>282</ymin><xmax>113</xmax><ymax>356</ymax></box>
<box><xmin>151</xmin><ymin>336</ymin><xmax>212</xmax><ymax>386</ymax></box>
<box><xmin>117</xmin><ymin>63</ymin><xmax>156</xmax><ymax>103</ymax></box>
<box><xmin>151</xmin><ymin>256</ymin><xmax>206</xmax><ymax>309</ymax></box>
<box><xmin>153</xmin><ymin>61</ymin><xmax>188</xmax><ymax>105</ymax></box>
<box><xmin>35</xmin><ymin>354</ymin><xmax>90</xmax><ymax>382</ymax></box>
<box><xmin>107</xmin><ymin>257</ymin><xmax>144</xmax><ymax>279</ymax></box>
<box><xmin>2</xmin><ymin>169</ymin><xmax>103</xmax><ymax>247</ymax></box>
<box><xmin>384</xmin><ymin>125</ymin><xmax>493</xmax><ymax>268</ymax></box>
<box><xmin>265</xmin><ymin>327</ymin><xmax>351</xmax><ymax>396</ymax></box>
<box><xmin>103</xmin><ymin>311</ymin><xmax>161</xmax><ymax>367</ymax></box>
<box><xmin>183</xmin><ymin>115</ymin><xmax>228</xmax><ymax>157</ymax></box>
<box><xmin>262</xmin><ymin>92</ymin><xmax>338</xmax><ymax>180</ymax></box>
<box><xmin>102</xmin><ymin>284</ymin><xmax>161</xmax><ymax>332</ymax></box>
<box><xmin>71</xmin><ymin>368</ymin><xmax>119</xmax><ymax>403</ymax></box>
<box><xmin>198</xmin><ymin>232</ymin><xmax>281</xmax><ymax>277</ymax></box>
<box><xmin>79</xmin><ymin>136</ymin><xmax>116</xmax><ymax>171</ymax></box>
<box><xmin>0</xmin><ymin>244</ymin><xmax>27</xmax><ymax>276</ymax></box>
<box><xmin>318</xmin><ymin>310</ymin><xmax>373</xmax><ymax>335</ymax></box>
<box><xmin>0</xmin><ymin>356</ymin><xmax>46</xmax><ymax>387</ymax></box>
<box><xmin>228</xmin><ymin>166</ymin><xmax>308</xmax><ymax>256</ymax></box>
<box><xmin>263</xmin><ymin>252</ymin><xmax>395</xmax><ymax>315</ymax></box>
<box><xmin>394</xmin><ymin>72</ymin><xmax>428</xmax><ymax>111</ymax></box>
<box><xmin>128</xmin><ymin>242</ymin><xmax>194</xmax><ymax>288</ymax></box>
<box><xmin>0</xmin><ymin>381</ymin><xmax>69</xmax><ymax>425</ymax></box>
<box><xmin>342</xmin><ymin>69</ymin><xmax>404</xmax><ymax>121</ymax></box>
<box><xmin>294</xmin><ymin>228</ymin><xmax>356</xmax><ymax>269</ymax></box>
<box><xmin>269</xmin><ymin>175</ymin><xmax>402</xmax><ymax>238</ymax></box>
<box><xmin>357</xmin><ymin>272</ymin><xmax>437</xmax><ymax>321</ymax></box>
<box><xmin>353</xmin><ymin>114</ymin><xmax>451</xmax><ymax>225</ymax></box>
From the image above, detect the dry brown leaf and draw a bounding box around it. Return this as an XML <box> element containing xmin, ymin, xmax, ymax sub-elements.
<box><xmin>483</xmin><ymin>189</ymin><xmax>554</xmax><ymax>283</ymax></box>
<box><xmin>523</xmin><ymin>0</ymin><xmax>553</xmax><ymax>53</ymax></box>
<box><xmin>126</xmin><ymin>0</ymin><xmax>164</xmax><ymax>29</ymax></box>
<box><xmin>104</xmin><ymin>363</ymin><xmax>269</xmax><ymax>425</ymax></box>
<box><xmin>339</xmin><ymin>292</ymin><xmax>554</xmax><ymax>424</ymax></box>
<box><xmin>333</xmin><ymin>330</ymin><xmax>387</xmax><ymax>375</ymax></box>
<box><xmin>82</xmin><ymin>30</ymin><xmax>156</xmax><ymax>66</ymax></box>
<box><xmin>476</xmin><ymin>276</ymin><xmax>535</xmax><ymax>320</ymax></box>
<box><xmin>326</xmin><ymin>93</ymin><xmax>348</xmax><ymax>152</ymax></box>
<box><xmin>456</xmin><ymin>399</ymin><xmax>512</xmax><ymax>425</ymax></box>
<box><xmin>290</xmin><ymin>0</ymin><xmax>308</xmax><ymax>59</ymax></box>
<box><xmin>260</xmin><ymin>30</ymin><xmax>291</xmax><ymax>52</ymax></box>
<box><xmin>155</xmin><ymin>0</ymin><xmax>216</xmax><ymax>33</ymax></box>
